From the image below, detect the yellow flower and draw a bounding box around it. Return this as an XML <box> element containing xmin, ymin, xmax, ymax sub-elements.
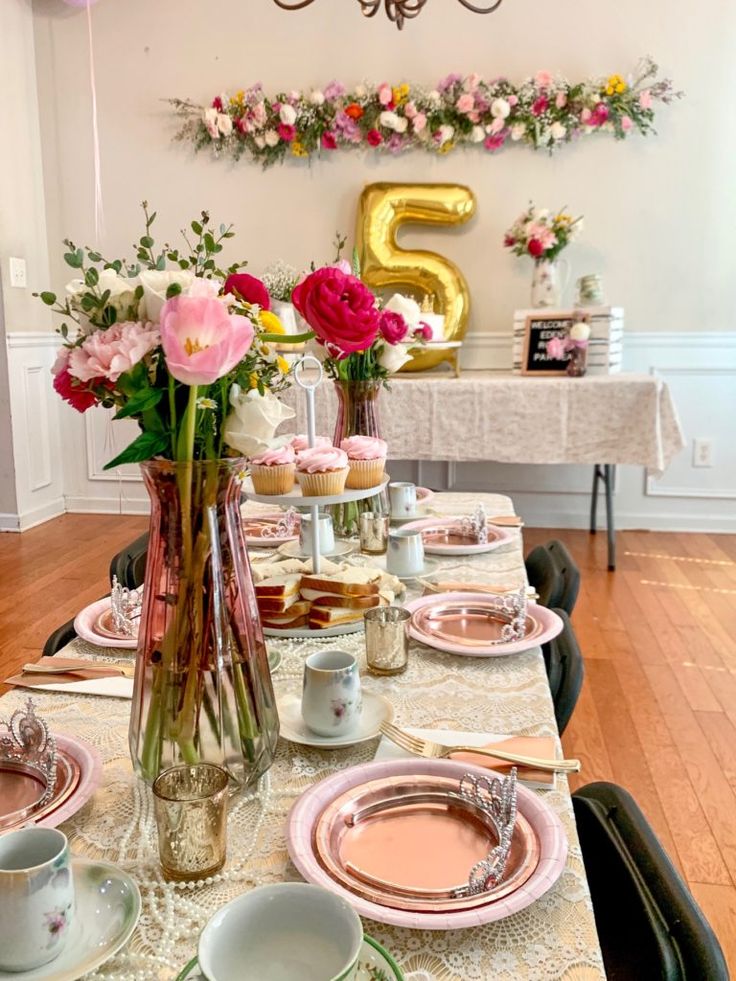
<box><xmin>291</xmin><ymin>141</ymin><xmax>308</xmax><ymax>158</ymax></box>
<box><xmin>276</xmin><ymin>355</ymin><xmax>290</xmax><ymax>375</ymax></box>
<box><xmin>616</xmin><ymin>82</ymin><xmax>626</xmax><ymax>94</ymax></box>
<box><xmin>605</xmin><ymin>86</ymin><xmax>615</xmax><ymax>96</ymax></box>
<box><xmin>230</xmin><ymin>90</ymin><xmax>245</xmax><ymax>106</ymax></box>
<box><xmin>392</xmin><ymin>84</ymin><xmax>410</xmax><ymax>106</ymax></box>
<box><xmin>556</xmin><ymin>213</ymin><xmax>573</xmax><ymax>224</ymax></box>
<box><xmin>606</xmin><ymin>74</ymin><xmax>627</xmax><ymax>96</ymax></box>
<box><xmin>248</xmin><ymin>372</ymin><xmax>259</xmax><ymax>389</ymax></box>
<box><xmin>438</xmin><ymin>141</ymin><xmax>455</xmax><ymax>154</ymax></box>
<box><xmin>259</xmin><ymin>310</ymin><xmax>285</xmax><ymax>334</ymax></box>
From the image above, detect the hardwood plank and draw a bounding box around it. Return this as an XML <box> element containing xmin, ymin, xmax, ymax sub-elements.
<box><xmin>689</xmin><ymin>882</ymin><xmax>736</xmax><ymax>976</ymax></box>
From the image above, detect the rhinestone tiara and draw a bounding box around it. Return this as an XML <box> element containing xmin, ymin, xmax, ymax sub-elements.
<box><xmin>458</xmin><ymin>769</ymin><xmax>518</xmax><ymax>895</ymax></box>
<box><xmin>0</xmin><ymin>698</ymin><xmax>57</xmax><ymax>806</ymax></box>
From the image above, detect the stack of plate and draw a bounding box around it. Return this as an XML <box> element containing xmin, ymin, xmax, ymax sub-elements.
<box><xmin>287</xmin><ymin>758</ymin><xmax>568</xmax><ymax>929</ymax></box>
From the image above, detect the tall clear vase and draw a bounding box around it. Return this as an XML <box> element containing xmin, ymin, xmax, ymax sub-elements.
<box><xmin>327</xmin><ymin>379</ymin><xmax>388</xmax><ymax>537</ymax></box>
<box><xmin>129</xmin><ymin>459</ymin><xmax>279</xmax><ymax>790</ymax></box>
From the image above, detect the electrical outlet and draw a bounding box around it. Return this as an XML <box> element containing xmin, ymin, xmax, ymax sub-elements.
<box><xmin>693</xmin><ymin>438</ymin><xmax>714</xmax><ymax>468</ymax></box>
<box><xmin>9</xmin><ymin>257</ymin><xmax>27</xmax><ymax>289</ymax></box>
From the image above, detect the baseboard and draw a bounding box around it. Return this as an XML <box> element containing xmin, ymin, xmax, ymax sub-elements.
<box><xmin>522</xmin><ymin>508</ymin><xmax>736</xmax><ymax>533</ymax></box>
<box><xmin>64</xmin><ymin>495</ymin><xmax>150</xmax><ymax>516</ymax></box>
<box><xmin>0</xmin><ymin>497</ymin><xmax>66</xmax><ymax>532</ymax></box>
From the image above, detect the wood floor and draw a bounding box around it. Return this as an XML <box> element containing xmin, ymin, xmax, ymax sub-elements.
<box><xmin>1</xmin><ymin>517</ymin><xmax>736</xmax><ymax>972</ymax></box>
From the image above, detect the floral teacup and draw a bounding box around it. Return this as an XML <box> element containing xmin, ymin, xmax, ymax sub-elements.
<box><xmin>301</xmin><ymin>650</ymin><xmax>362</xmax><ymax>737</ymax></box>
<box><xmin>0</xmin><ymin>826</ymin><xmax>75</xmax><ymax>972</ymax></box>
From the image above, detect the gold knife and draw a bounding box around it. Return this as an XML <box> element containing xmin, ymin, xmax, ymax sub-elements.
<box><xmin>22</xmin><ymin>662</ymin><xmax>135</xmax><ymax>679</ymax></box>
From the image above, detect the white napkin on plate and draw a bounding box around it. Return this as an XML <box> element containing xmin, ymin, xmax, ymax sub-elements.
<box><xmin>9</xmin><ymin>676</ymin><xmax>134</xmax><ymax>699</ymax></box>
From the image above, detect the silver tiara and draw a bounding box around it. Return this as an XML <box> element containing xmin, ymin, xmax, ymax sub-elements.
<box><xmin>458</xmin><ymin>503</ymin><xmax>489</xmax><ymax>545</ymax></box>
<box><xmin>0</xmin><ymin>699</ymin><xmax>58</xmax><ymax>808</ymax></box>
<box><xmin>256</xmin><ymin>507</ymin><xmax>299</xmax><ymax>540</ymax></box>
<box><xmin>110</xmin><ymin>575</ymin><xmax>143</xmax><ymax>637</ymax></box>
<box><xmin>459</xmin><ymin>769</ymin><xmax>518</xmax><ymax>894</ymax></box>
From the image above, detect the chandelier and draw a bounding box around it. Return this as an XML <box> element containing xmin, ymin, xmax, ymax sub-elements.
<box><xmin>271</xmin><ymin>0</ymin><xmax>504</xmax><ymax>30</ymax></box>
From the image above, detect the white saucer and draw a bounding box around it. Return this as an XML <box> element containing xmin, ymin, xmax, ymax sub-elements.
<box><xmin>277</xmin><ymin>691</ymin><xmax>394</xmax><ymax>748</ymax></box>
<box><xmin>0</xmin><ymin>857</ymin><xmax>141</xmax><ymax>980</ymax></box>
<box><xmin>394</xmin><ymin>557</ymin><xmax>441</xmax><ymax>582</ymax></box>
<box><xmin>263</xmin><ymin>620</ymin><xmax>364</xmax><ymax>639</ymax></box>
<box><xmin>277</xmin><ymin>540</ymin><xmax>354</xmax><ymax>560</ymax></box>
<box><xmin>390</xmin><ymin>508</ymin><xmax>429</xmax><ymax>525</ymax></box>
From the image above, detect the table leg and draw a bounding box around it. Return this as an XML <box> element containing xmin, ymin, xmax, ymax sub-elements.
<box><xmin>604</xmin><ymin>464</ymin><xmax>616</xmax><ymax>571</ymax></box>
<box><xmin>590</xmin><ymin>465</ymin><xmax>600</xmax><ymax>534</ymax></box>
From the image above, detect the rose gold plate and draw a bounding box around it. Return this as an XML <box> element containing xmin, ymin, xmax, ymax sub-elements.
<box><xmin>422</xmin><ymin>527</ymin><xmax>483</xmax><ymax>548</ymax></box>
<box><xmin>0</xmin><ymin>750</ymin><xmax>80</xmax><ymax>831</ymax></box>
<box><xmin>313</xmin><ymin>774</ymin><xmax>539</xmax><ymax>912</ymax></box>
<box><xmin>94</xmin><ymin>608</ymin><xmax>139</xmax><ymax>642</ymax></box>
<box><xmin>244</xmin><ymin>515</ymin><xmax>299</xmax><ymax>545</ymax></box>
<box><xmin>412</xmin><ymin>602</ymin><xmax>542</xmax><ymax>649</ymax></box>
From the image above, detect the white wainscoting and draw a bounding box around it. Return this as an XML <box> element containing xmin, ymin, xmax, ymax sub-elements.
<box><xmin>7</xmin><ymin>330</ymin><xmax>735</xmax><ymax>533</ymax></box>
<box><xmin>3</xmin><ymin>333</ymin><xmax>65</xmax><ymax>531</ymax></box>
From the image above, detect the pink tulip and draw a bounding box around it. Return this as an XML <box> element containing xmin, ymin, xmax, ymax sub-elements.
<box><xmin>160</xmin><ymin>295</ymin><xmax>254</xmax><ymax>386</ymax></box>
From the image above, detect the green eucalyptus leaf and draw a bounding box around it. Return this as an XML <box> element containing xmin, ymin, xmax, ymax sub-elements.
<box><xmin>39</xmin><ymin>291</ymin><xmax>57</xmax><ymax>306</ymax></box>
<box><xmin>156</xmin><ymin>254</ymin><xmax>166</xmax><ymax>270</ymax></box>
<box><xmin>140</xmin><ymin>235</ymin><xmax>154</xmax><ymax>249</ymax></box>
<box><xmin>191</xmin><ymin>220</ymin><xmax>203</xmax><ymax>236</ymax></box>
<box><xmin>166</xmin><ymin>282</ymin><xmax>182</xmax><ymax>299</ymax></box>
<box><xmin>64</xmin><ymin>251</ymin><xmax>83</xmax><ymax>269</ymax></box>
<box><xmin>84</xmin><ymin>267</ymin><xmax>99</xmax><ymax>287</ymax></box>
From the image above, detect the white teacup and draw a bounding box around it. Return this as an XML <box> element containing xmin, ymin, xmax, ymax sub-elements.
<box><xmin>299</xmin><ymin>512</ymin><xmax>335</xmax><ymax>555</ymax></box>
<box><xmin>199</xmin><ymin>882</ymin><xmax>363</xmax><ymax>981</ymax></box>
<box><xmin>0</xmin><ymin>827</ymin><xmax>75</xmax><ymax>972</ymax></box>
<box><xmin>388</xmin><ymin>481</ymin><xmax>417</xmax><ymax>518</ymax></box>
<box><xmin>387</xmin><ymin>528</ymin><xmax>426</xmax><ymax>577</ymax></box>
<box><xmin>301</xmin><ymin>649</ymin><xmax>362</xmax><ymax>737</ymax></box>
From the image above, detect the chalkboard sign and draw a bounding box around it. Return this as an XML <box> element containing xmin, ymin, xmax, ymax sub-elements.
<box><xmin>520</xmin><ymin>312</ymin><xmax>585</xmax><ymax>375</ymax></box>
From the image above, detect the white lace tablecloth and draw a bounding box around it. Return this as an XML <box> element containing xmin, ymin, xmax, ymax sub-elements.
<box><xmin>1</xmin><ymin>493</ymin><xmax>605</xmax><ymax>980</ymax></box>
<box><xmin>288</xmin><ymin>370</ymin><xmax>684</xmax><ymax>476</ymax></box>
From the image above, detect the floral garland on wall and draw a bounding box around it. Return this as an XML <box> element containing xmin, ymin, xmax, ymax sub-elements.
<box><xmin>171</xmin><ymin>58</ymin><xmax>679</xmax><ymax>168</ymax></box>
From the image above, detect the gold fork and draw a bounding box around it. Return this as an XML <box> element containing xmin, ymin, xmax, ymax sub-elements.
<box><xmin>379</xmin><ymin>721</ymin><xmax>581</xmax><ymax>774</ymax></box>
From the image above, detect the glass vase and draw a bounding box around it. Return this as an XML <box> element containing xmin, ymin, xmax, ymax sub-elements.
<box><xmin>327</xmin><ymin>379</ymin><xmax>388</xmax><ymax>538</ymax></box>
<box><xmin>130</xmin><ymin>459</ymin><xmax>279</xmax><ymax>790</ymax></box>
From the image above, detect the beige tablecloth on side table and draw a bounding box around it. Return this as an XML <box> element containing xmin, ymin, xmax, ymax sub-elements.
<box><xmin>290</xmin><ymin>371</ymin><xmax>684</xmax><ymax>476</ymax></box>
<box><xmin>0</xmin><ymin>493</ymin><xmax>605</xmax><ymax>980</ymax></box>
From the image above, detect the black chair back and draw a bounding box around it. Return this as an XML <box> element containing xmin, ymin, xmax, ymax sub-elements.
<box><xmin>543</xmin><ymin>609</ymin><xmax>584</xmax><ymax>735</ymax></box>
<box><xmin>109</xmin><ymin>532</ymin><xmax>149</xmax><ymax>589</ymax></box>
<box><xmin>573</xmin><ymin>782</ymin><xmax>729</xmax><ymax>980</ymax></box>
<box><xmin>525</xmin><ymin>539</ymin><xmax>580</xmax><ymax>615</ymax></box>
<box><xmin>42</xmin><ymin>618</ymin><xmax>77</xmax><ymax>657</ymax></box>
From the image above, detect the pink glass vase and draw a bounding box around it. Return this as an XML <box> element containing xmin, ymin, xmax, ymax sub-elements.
<box><xmin>130</xmin><ymin>459</ymin><xmax>279</xmax><ymax>789</ymax></box>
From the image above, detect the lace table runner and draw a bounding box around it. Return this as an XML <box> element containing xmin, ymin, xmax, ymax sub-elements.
<box><xmin>1</xmin><ymin>493</ymin><xmax>605</xmax><ymax>980</ymax></box>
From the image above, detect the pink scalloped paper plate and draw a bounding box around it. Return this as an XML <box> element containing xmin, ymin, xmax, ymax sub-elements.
<box><xmin>286</xmin><ymin>757</ymin><xmax>568</xmax><ymax>930</ymax></box>
<box><xmin>403</xmin><ymin>593</ymin><xmax>563</xmax><ymax>657</ymax></box>
<box><xmin>74</xmin><ymin>598</ymin><xmax>137</xmax><ymax>650</ymax></box>
<box><xmin>399</xmin><ymin>517</ymin><xmax>514</xmax><ymax>556</ymax></box>
<box><xmin>36</xmin><ymin>733</ymin><xmax>103</xmax><ymax>829</ymax></box>
<box><xmin>415</xmin><ymin>487</ymin><xmax>434</xmax><ymax>504</ymax></box>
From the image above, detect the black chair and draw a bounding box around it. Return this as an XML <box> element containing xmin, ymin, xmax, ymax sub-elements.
<box><xmin>573</xmin><ymin>782</ymin><xmax>729</xmax><ymax>980</ymax></box>
<box><xmin>42</xmin><ymin>618</ymin><xmax>77</xmax><ymax>657</ymax></box>
<box><xmin>543</xmin><ymin>608</ymin><xmax>584</xmax><ymax>735</ymax></box>
<box><xmin>109</xmin><ymin>532</ymin><xmax>149</xmax><ymax>589</ymax></box>
<box><xmin>525</xmin><ymin>539</ymin><xmax>580</xmax><ymax>615</ymax></box>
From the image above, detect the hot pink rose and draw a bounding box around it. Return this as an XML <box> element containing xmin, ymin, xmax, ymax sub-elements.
<box><xmin>366</xmin><ymin>129</ymin><xmax>382</xmax><ymax>146</ymax></box>
<box><xmin>378</xmin><ymin>83</ymin><xmax>393</xmax><ymax>106</ymax></box>
<box><xmin>527</xmin><ymin>238</ymin><xmax>545</xmax><ymax>258</ymax></box>
<box><xmin>414</xmin><ymin>322</ymin><xmax>433</xmax><ymax>342</ymax></box>
<box><xmin>456</xmin><ymin>93</ymin><xmax>475</xmax><ymax>114</ymax></box>
<box><xmin>532</xmin><ymin>96</ymin><xmax>549</xmax><ymax>117</ymax></box>
<box><xmin>160</xmin><ymin>295</ymin><xmax>255</xmax><ymax>386</ymax></box>
<box><xmin>277</xmin><ymin>123</ymin><xmax>296</xmax><ymax>142</ymax></box>
<box><xmin>53</xmin><ymin>366</ymin><xmax>100</xmax><ymax>412</ymax></box>
<box><xmin>379</xmin><ymin>309</ymin><xmax>409</xmax><ymax>345</ymax></box>
<box><xmin>321</xmin><ymin>131</ymin><xmax>338</xmax><ymax>150</ymax></box>
<box><xmin>484</xmin><ymin>132</ymin><xmax>507</xmax><ymax>152</ymax></box>
<box><xmin>591</xmin><ymin>102</ymin><xmax>609</xmax><ymax>126</ymax></box>
<box><xmin>68</xmin><ymin>322</ymin><xmax>160</xmax><ymax>383</ymax></box>
<box><xmin>292</xmin><ymin>267</ymin><xmax>380</xmax><ymax>358</ymax></box>
<box><xmin>223</xmin><ymin>273</ymin><xmax>271</xmax><ymax>310</ymax></box>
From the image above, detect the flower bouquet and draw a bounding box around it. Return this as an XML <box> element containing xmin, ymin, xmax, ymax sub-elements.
<box><xmin>504</xmin><ymin>204</ymin><xmax>583</xmax><ymax>307</ymax></box>
<box><xmin>40</xmin><ymin>204</ymin><xmax>311</xmax><ymax>787</ymax></box>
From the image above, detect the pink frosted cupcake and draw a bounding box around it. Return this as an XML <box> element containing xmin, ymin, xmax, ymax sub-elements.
<box><xmin>249</xmin><ymin>445</ymin><xmax>296</xmax><ymax>495</ymax></box>
<box><xmin>296</xmin><ymin>446</ymin><xmax>349</xmax><ymax>496</ymax></box>
<box><xmin>291</xmin><ymin>434</ymin><xmax>332</xmax><ymax>453</ymax></box>
<box><xmin>340</xmin><ymin>436</ymin><xmax>388</xmax><ymax>489</ymax></box>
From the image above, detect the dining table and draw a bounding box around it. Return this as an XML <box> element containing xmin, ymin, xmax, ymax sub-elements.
<box><xmin>1</xmin><ymin>490</ymin><xmax>606</xmax><ymax>980</ymax></box>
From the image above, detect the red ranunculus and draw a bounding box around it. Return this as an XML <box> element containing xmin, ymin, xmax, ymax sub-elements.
<box><xmin>531</xmin><ymin>96</ymin><xmax>549</xmax><ymax>117</ymax></box>
<box><xmin>52</xmin><ymin>367</ymin><xmax>100</xmax><ymax>413</ymax></box>
<box><xmin>277</xmin><ymin>123</ymin><xmax>296</xmax><ymax>142</ymax></box>
<box><xmin>591</xmin><ymin>102</ymin><xmax>610</xmax><ymax>126</ymax></box>
<box><xmin>345</xmin><ymin>103</ymin><xmax>364</xmax><ymax>121</ymax></box>
<box><xmin>379</xmin><ymin>309</ymin><xmax>408</xmax><ymax>345</ymax></box>
<box><xmin>366</xmin><ymin>129</ymin><xmax>383</xmax><ymax>147</ymax></box>
<box><xmin>223</xmin><ymin>273</ymin><xmax>271</xmax><ymax>310</ymax></box>
<box><xmin>321</xmin><ymin>131</ymin><xmax>337</xmax><ymax>150</ymax></box>
<box><xmin>292</xmin><ymin>267</ymin><xmax>380</xmax><ymax>358</ymax></box>
<box><xmin>527</xmin><ymin>238</ymin><xmax>545</xmax><ymax>258</ymax></box>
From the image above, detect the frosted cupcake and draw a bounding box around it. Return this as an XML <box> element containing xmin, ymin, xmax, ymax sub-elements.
<box><xmin>340</xmin><ymin>436</ymin><xmax>388</xmax><ymax>489</ymax></box>
<box><xmin>249</xmin><ymin>445</ymin><xmax>296</xmax><ymax>495</ymax></box>
<box><xmin>291</xmin><ymin>434</ymin><xmax>332</xmax><ymax>453</ymax></box>
<box><xmin>296</xmin><ymin>446</ymin><xmax>349</xmax><ymax>496</ymax></box>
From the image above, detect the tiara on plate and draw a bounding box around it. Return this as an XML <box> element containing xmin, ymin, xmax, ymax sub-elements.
<box><xmin>459</xmin><ymin>769</ymin><xmax>518</xmax><ymax>894</ymax></box>
<box><xmin>458</xmin><ymin>503</ymin><xmax>489</xmax><ymax>545</ymax></box>
<box><xmin>257</xmin><ymin>507</ymin><xmax>299</xmax><ymax>540</ymax></box>
<box><xmin>110</xmin><ymin>575</ymin><xmax>142</xmax><ymax>637</ymax></box>
<box><xmin>0</xmin><ymin>698</ymin><xmax>57</xmax><ymax>805</ymax></box>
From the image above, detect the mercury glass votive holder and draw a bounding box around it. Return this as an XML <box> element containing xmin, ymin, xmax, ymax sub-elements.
<box><xmin>364</xmin><ymin>606</ymin><xmax>411</xmax><ymax>676</ymax></box>
<box><xmin>152</xmin><ymin>763</ymin><xmax>229</xmax><ymax>882</ymax></box>
<box><xmin>359</xmin><ymin>512</ymin><xmax>390</xmax><ymax>555</ymax></box>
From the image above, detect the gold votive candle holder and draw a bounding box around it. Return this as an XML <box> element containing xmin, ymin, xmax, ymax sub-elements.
<box><xmin>152</xmin><ymin>763</ymin><xmax>229</xmax><ymax>882</ymax></box>
<box><xmin>359</xmin><ymin>511</ymin><xmax>390</xmax><ymax>555</ymax></box>
<box><xmin>364</xmin><ymin>606</ymin><xmax>411</xmax><ymax>675</ymax></box>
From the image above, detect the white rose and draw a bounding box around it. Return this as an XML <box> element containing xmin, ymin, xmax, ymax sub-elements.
<box><xmin>550</xmin><ymin>121</ymin><xmax>567</xmax><ymax>140</ymax></box>
<box><xmin>254</xmin><ymin>135</ymin><xmax>266</xmax><ymax>149</ymax></box>
<box><xmin>438</xmin><ymin>124</ymin><xmax>454</xmax><ymax>145</ymax></box>
<box><xmin>224</xmin><ymin>387</ymin><xmax>296</xmax><ymax>458</ymax></box>
<box><xmin>428</xmin><ymin>90</ymin><xmax>441</xmax><ymax>105</ymax></box>
<box><xmin>309</xmin><ymin>90</ymin><xmax>325</xmax><ymax>106</ymax></box>
<box><xmin>217</xmin><ymin>113</ymin><xmax>233</xmax><ymax>136</ymax></box>
<box><xmin>384</xmin><ymin>293</ymin><xmax>421</xmax><ymax>328</ymax></box>
<box><xmin>355</xmin><ymin>84</ymin><xmax>367</xmax><ymax>98</ymax></box>
<box><xmin>491</xmin><ymin>98</ymin><xmax>511</xmax><ymax>119</ymax></box>
<box><xmin>379</xmin><ymin>111</ymin><xmax>408</xmax><ymax>133</ymax></box>
<box><xmin>66</xmin><ymin>268</ymin><xmax>141</xmax><ymax>332</ymax></box>
<box><xmin>138</xmin><ymin>270</ymin><xmax>194</xmax><ymax>323</ymax></box>
<box><xmin>470</xmin><ymin>125</ymin><xmax>485</xmax><ymax>143</ymax></box>
<box><xmin>377</xmin><ymin>342</ymin><xmax>412</xmax><ymax>375</ymax></box>
<box><xmin>570</xmin><ymin>322</ymin><xmax>591</xmax><ymax>342</ymax></box>
<box><xmin>279</xmin><ymin>103</ymin><xmax>297</xmax><ymax>125</ymax></box>
<box><xmin>264</xmin><ymin>129</ymin><xmax>279</xmax><ymax>147</ymax></box>
<box><xmin>510</xmin><ymin>123</ymin><xmax>526</xmax><ymax>141</ymax></box>
<box><xmin>203</xmin><ymin>107</ymin><xmax>220</xmax><ymax>139</ymax></box>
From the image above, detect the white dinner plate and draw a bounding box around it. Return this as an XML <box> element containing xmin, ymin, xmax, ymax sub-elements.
<box><xmin>74</xmin><ymin>599</ymin><xmax>137</xmax><ymax>650</ymax></box>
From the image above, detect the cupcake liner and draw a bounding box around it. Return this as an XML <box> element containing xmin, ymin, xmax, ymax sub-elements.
<box><xmin>297</xmin><ymin>467</ymin><xmax>349</xmax><ymax>497</ymax></box>
<box><xmin>345</xmin><ymin>457</ymin><xmax>386</xmax><ymax>489</ymax></box>
<box><xmin>249</xmin><ymin>463</ymin><xmax>296</xmax><ymax>495</ymax></box>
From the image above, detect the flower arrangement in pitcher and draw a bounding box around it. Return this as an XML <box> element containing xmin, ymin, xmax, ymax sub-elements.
<box><xmin>292</xmin><ymin>261</ymin><xmax>430</xmax><ymax>382</ymax></box>
<box><xmin>503</xmin><ymin>204</ymin><xmax>583</xmax><ymax>261</ymax></box>
<box><xmin>38</xmin><ymin>203</ymin><xmax>312</xmax><ymax>468</ymax></box>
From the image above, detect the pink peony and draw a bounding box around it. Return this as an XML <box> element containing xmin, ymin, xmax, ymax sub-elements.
<box><xmin>321</xmin><ymin>131</ymin><xmax>338</xmax><ymax>150</ymax></box>
<box><xmin>68</xmin><ymin>322</ymin><xmax>160</xmax><ymax>383</ymax></box>
<box><xmin>277</xmin><ymin>123</ymin><xmax>296</xmax><ymax>142</ymax></box>
<box><xmin>546</xmin><ymin>336</ymin><xmax>567</xmax><ymax>360</ymax></box>
<box><xmin>484</xmin><ymin>132</ymin><xmax>507</xmax><ymax>152</ymax></box>
<box><xmin>379</xmin><ymin>309</ymin><xmax>409</xmax><ymax>345</ymax></box>
<box><xmin>456</xmin><ymin>93</ymin><xmax>475</xmax><ymax>114</ymax></box>
<box><xmin>555</xmin><ymin>91</ymin><xmax>568</xmax><ymax>109</ymax></box>
<box><xmin>591</xmin><ymin>102</ymin><xmax>609</xmax><ymax>126</ymax></box>
<box><xmin>378</xmin><ymin>83</ymin><xmax>393</xmax><ymax>106</ymax></box>
<box><xmin>366</xmin><ymin>129</ymin><xmax>382</xmax><ymax>146</ymax></box>
<box><xmin>532</xmin><ymin>96</ymin><xmax>549</xmax><ymax>117</ymax></box>
<box><xmin>223</xmin><ymin>273</ymin><xmax>271</xmax><ymax>310</ymax></box>
<box><xmin>404</xmin><ymin>101</ymin><xmax>418</xmax><ymax>119</ymax></box>
<box><xmin>639</xmin><ymin>89</ymin><xmax>653</xmax><ymax>110</ymax></box>
<box><xmin>621</xmin><ymin>114</ymin><xmax>634</xmax><ymax>132</ymax></box>
<box><xmin>160</xmin><ymin>295</ymin><xmax>254</xmax><ymax>386</ymax></box>
<box><xmin>507</xmin><ymin>94</ymin><xmax>519</xmax><ymax>107</ymax></box>
<box><xmin>581</xmin><ymin>107</ymin><xmax>592</xmax><ymax>123</ymax></box>
<box><xmin>535</xmin><ymin>71</ymin><xmax>553</xmax><ymax>89</ymax></box>
<box><xmin>412</xmin><ymin>112</ymin><xmax>427</xmax><ymax>134</ymax></box>
<box><xmin>292</xmin><ymin>267</ymin><xmax>380</xmax><ymax>358</ymax></box>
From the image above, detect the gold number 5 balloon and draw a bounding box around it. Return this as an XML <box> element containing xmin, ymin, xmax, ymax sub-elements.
<box><xmin>355</xmin><ymin>182</ymin><xmax>476</xmax><ymax>372</ymax></box>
